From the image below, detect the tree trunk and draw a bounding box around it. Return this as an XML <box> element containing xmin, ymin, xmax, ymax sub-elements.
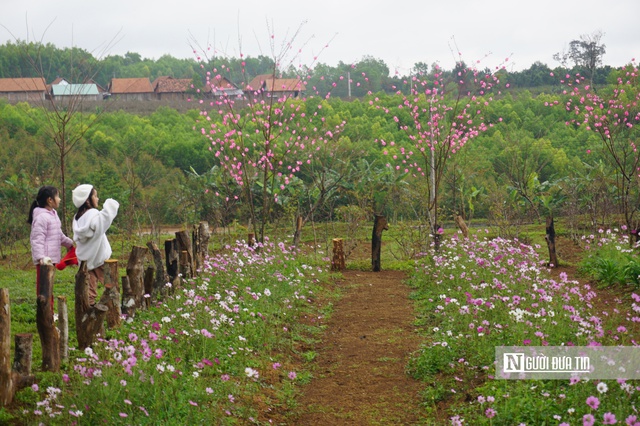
<box><xmin>99</xmin><ymin>260</ymin><xmax>121</xmax><ymax>329</ymax></box>
<box><xmin>455</xmin><ymin>215</ymin><xmax>469</xmax><ymax>238</ymax></box>
<box><xmin>331</xmin><ymin>238</ymin><xmax>345</xmax><ymax>271</ymax></box>
<box><xmin>36</xmin><ymin>264</ymin><xmax>60</xmax><ymax>372</ymax></box>
<box><xmin>292</xmin><ymin>216</ymin><xmax>303</xmax><ymax>247</ymax></box>
<box><xmin>372</xmin><ymin>215</ymin><xmax>389</xmax><ymax>272</ymax></box>
<box><xmin>75</xmin><ymin>262</ymin><xmax>109</xmax><ymax>350</ymax></box>
<box><xmin>57</xmin><ymin>296</ymin><xmax>68</xmax><ymax>362</ymax></box>
<box><xmin>545</xmin><ymin>216</ymin><xmax>559</xmax><ymax>268</ymax></box>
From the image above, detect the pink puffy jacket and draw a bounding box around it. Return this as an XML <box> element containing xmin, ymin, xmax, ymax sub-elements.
<box><xmin>30</xmin><ymin>207</ymin><xmax>74</xmax><ymax>265</ymax></box>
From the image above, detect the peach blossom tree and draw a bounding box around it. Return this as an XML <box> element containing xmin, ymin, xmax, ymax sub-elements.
<box><xmin>190</xmin><ymin>29</ymin><xmax>345</xmax><ymax>243</ymax></box>
<box><xmin>559</xmin><ymin>61</ymin><xmax>640</xmax><ymax>241</ymax></box>
<box><xmin>377</xmin><ymin>58</ymin><xmax>505</xmax><ymax>249</ymax></box>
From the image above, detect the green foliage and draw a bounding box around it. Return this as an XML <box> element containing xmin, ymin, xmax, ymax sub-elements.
<box><xmin>578</xmin><ymin>229</ymin><xmax>640</xmax><ymax>288</ymax></box>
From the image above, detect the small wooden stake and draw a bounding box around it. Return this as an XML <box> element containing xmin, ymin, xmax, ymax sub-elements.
<box><xmin>57</xmin><ymin>297</ymin><xmax>68</xmax><ymax>362</ymax></box>
<box><xmin>36</xmin><ymin>264</ymin><xmax>60</xmax><ymax>372</ymax></box>
<box><xmin>331</xmin><ymin>238</ymin><xmax>345</xmax><ymax>271</ymax></box>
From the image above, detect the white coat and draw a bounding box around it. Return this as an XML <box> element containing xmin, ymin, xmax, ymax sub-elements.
<box><xmin>73</xmin><ymin>199</ymin><xmax>119</xmax><ymax>270</ymax></box>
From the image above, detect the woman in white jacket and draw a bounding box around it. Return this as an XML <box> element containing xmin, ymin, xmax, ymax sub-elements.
<box><xmin>72</xmin><ymin>184</ymin><xmax>119</xmax><ymax>306</ymax></box>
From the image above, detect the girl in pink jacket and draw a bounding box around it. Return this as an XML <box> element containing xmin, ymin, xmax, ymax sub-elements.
<box><xmin>28</xmin><ymin>186</ymin><xmax>74</xmax><ymax>302</ymax></box>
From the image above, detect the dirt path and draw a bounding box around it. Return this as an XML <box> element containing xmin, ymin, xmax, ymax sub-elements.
<box><xmin>294</xmin><ymin>270</ymin><xmax>425</xmax><ymax>425</ymax></box>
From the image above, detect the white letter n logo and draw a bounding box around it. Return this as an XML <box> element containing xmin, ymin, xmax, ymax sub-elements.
<box><xmin>504</xmin><ymin>353</ymin><xmax>524</xmax><ymax>372</ymax></box>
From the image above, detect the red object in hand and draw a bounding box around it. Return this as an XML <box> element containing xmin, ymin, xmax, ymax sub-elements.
<box><xmin>56</xmin><ymin>246</ymin><xmax>78</xmax><ymax>270</ymax></box>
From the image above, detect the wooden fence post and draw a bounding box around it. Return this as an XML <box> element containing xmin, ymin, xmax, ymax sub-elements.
<box><xmin>331</xmin><ymin>238</ymin><xmax>345</xmax><ymax>271</ymax></box>
<box><xmin>0</xmin><ymin>288</ymin><xmax>14</xmax><ymax>405</ymax></box>
<box><xmin>57</xmin><ymin>296</ymin><xmax>68</xmax><ymax>362</ymax></box>
<box><xmin>0</xmin><ymin>289</ymin><xmax>35</xmax><ymax>407</ymax></box>
<box><xmin>99</xmin><ymin>259</ymin><xmax>121</xmax><ymax>329</ymax></box>
<box><xmin>124</xmin><ymin>246</ymin><xmax>148</xmax><ymax>311</ymax></box>
<box><xmin>164</xmin><ymin>239</ymin><xmax>178</xmax><ymax>290</ymax></box>
<box><xmin>147</xmin><ymin>241</ymin><xmax>169</xmax><ymax>298</ymax></box>
<box><xmin>192</xmin><ymin>221</ymin><xmax>211</xmax><ymax>273</ymax></box>
<box><xmin>372</xmin><ymin>215</ymin><xmax>389</xmax><ymax>272</ymax></box>
<box><xmin>13</xmin><ymin>333</ymin><xmax>33</xmax><ymax>376</ymax></box>
<box><xmin>75</xmin><ymin>262</ymin><xmax>108</xmax><ymax>351</ymax></box>
<box><xmin>175</xmin><ymin>231</ymin><xmax>194</xmax><ymax>278</ymax></box>
<box><xmin>36</xmin><ymin>264</ymin><xmax>60</xmax><ymax>372</ymax></box>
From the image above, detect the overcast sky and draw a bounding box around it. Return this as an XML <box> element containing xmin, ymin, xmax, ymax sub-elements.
<box><xmin>2</xmin><ymin>0</ymin><xmax>639</xmax><ymax>75</ymax></box>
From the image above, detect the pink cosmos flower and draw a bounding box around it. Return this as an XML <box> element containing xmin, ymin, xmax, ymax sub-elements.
<box><xmin>626</xmin><ymin>415</ymin><xmax>640</xmax><ymax>426</ymax></box>
<box><xmin>583</xmin><ymin>414</ymin><xmax>595</xmax><ymax>426</ymax></box>
<box><xmin>485</xmin><ymin>408</ymin><xmax>496</xmax><ymax>419</ymax></box>
<box><xmin>586</xmin><ymin>395</ymin><xmax>600</xmax><ymax>409</ymax></box>
<box><xmin>602</xmin><ymin>412</ymin><xmax>617</xmax><ymax>424</ymax></box>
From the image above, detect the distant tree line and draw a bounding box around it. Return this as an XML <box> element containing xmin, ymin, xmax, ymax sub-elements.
<box><xmin>0</xmin><ymin>36</ymin><xmax>618</xmax><ymax>97</ymax></box>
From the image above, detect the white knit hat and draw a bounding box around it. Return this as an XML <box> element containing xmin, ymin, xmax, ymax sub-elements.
<box><xmin>72</xmin><ymin>184</ymin><xmax>93</xmax><ymax>208</ymax></box>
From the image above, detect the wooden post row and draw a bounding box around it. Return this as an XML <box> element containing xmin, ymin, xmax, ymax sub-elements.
<box><xmin>36</xmin><ymin>264</ymin><xmax>60</xmax><ymax>372</ymax></box>
<box><xmin>0</xmin><ymin>288</ymin><xmax>35</xmax><ymax>407</ymax></box>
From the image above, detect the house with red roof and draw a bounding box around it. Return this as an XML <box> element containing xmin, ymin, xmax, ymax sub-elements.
<box><xmin>108</xmin><ymin>78</ymin><xmax>154</xmax><ymax>101</ymax></box>
<box><xmin>207</xmin><ymin>75</ymin><xmax>244</xmax><ymax>98</ymax></box>
<box><xmin>0</xmin><ymin>77</ymin><xmax>46</xmax><ymax>102</ymax></box>
<box><xmin>151</xmin><ymin>76</ymin><xmax>193</xmax><ymax>101</ymax></box>
<box><xmin>246</xmin><ymin>74</ymin><xmax>305</xmax><ymax>99</ymax></box>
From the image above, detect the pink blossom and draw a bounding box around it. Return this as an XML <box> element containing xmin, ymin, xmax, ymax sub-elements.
<box><xmin>586</xmin><ymin>395</ymin><xmax>600</xmax><ymax>409</ymax></box>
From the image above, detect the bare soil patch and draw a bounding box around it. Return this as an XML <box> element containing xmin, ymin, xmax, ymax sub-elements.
<box><xmin>293</xmin><ymin>270</ymin><xmax>426</xmax><ymax>425</ymax></box>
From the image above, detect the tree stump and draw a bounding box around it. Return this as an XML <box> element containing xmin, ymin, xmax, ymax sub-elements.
<box><xmin>175</xmin><ymin>231</ymin><xmax>194</xmax><ymax>278</ymax></box>
<box><xmin>331</xmin><ymin>238</ymin><xmax>345</xmax><ymax>271</ymax></box>
<box><xmin>99</xmin><ymin>260</ymin><xmax>121</xmax><ymax>329</ymax></box>
<box><xmin>372</xmin><ymin>215</ymin><xmax>389</xmax><ymax>272</ymax></box>
<box><xmin>0</xmin><ymin>289</ymin><xmax>35</xmax><ymax>407</ymax></box>
<box><xmin>147</xmin><ymin>241</ymin><xmax>169</xmax><ymax>297</ymax></box>
<box><xmin>1</xmin><ymin>288</ymin><xmax>15</xmax><ymax>405</ymax></box>
<box><xmin>545</xmin><ymin>216</ymin><xmax>559</xmax><ymax>268</ymax></box>
<box><xmin>248</xmin><ymin>233</ymin><xmax>256</xmax><ymax>247</ymax></box>
<box><xmin>125</xmin><ymin>246</ymin><xmax>148</xmax><ymax>310</ymax></box>
<box><xmin>57</xmin><ymin>296</ymin><xmax>68</xmax><ymax>362</ymax></box>
<box><xmin>164</xmin><ymin>239</ymin><xmax>179</xmax><ymax>290</ymax></box>
<box><xmin>75</xmin><ymin>262</ymin><xmax>109</xmax><ymax>350</ymax></box>
<box><xmin>455</xmin><ymin>215</ymin><xmax>469</xmax><ymax>238</ymax></box>
<box><xmin>179</xmin><ymin>250</ymin><xmax>191</xmax><ymax>281</ymax></box>
<box><xmin>36</xmin><ymin>264</ymin><xmax>60</xmax><ymax>372</ymax></box>
<box><xmin>192</xmin><ymin>221</ymin><xmax>211</xmax><ymax>273</ymax></box>
<box><xmin>121</xmin><ymin>276</ymin><xmax>136</xmax><ymax>318</ymax></box>
<box><xmin>143</xmin><ymin>266</ymin><xmax>154</xmax><ymax>309</ymax></box>
<box><xmin>13</xmin><ymin>334</ymin><xmax>33</xmax><ymax>376</ymax></box>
